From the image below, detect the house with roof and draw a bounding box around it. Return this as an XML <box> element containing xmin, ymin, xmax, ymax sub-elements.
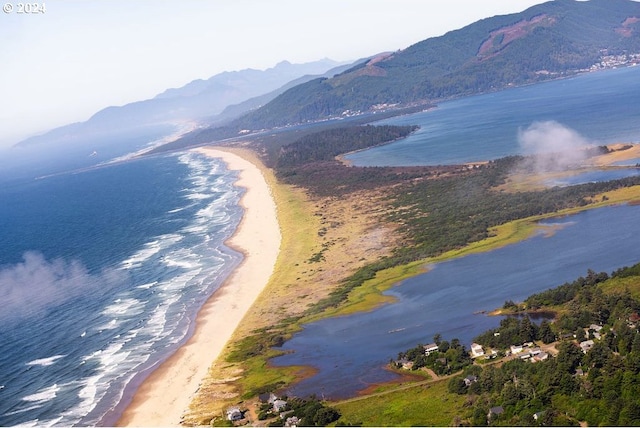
<box><xmin>397</xmin><ymin>358</ymin><xmax>414</xmax><ymax>370</ymax></box>
<box><xmin>529</xmin><ymin>347</ymin><xmax>542</xmax><ymax>356</ymax></box>
<box><xmin>588</xmin><ymin>324</ymin><xmax>603</xmax><ymax>339</ymax></box>
<box><xmin>226</xmin><ymin>407</ymin><xmax>243</xmax><ymax>421</ymax></box>
<box><xmin>488</xmin><ymin>406</ymin><xmax>504</xmax><ymax>421</ymax></box>
<box><xmin>532</xmin><ymin>351</ymin><xmax>549</xmax><ymax>362</ymax></box>
<box><xmin>510</xmin><ymin>344</ymin><xmax>524</xmax><ymax>354</ymax></box>
<box><xmin>464</xmin><ymin>375</ymin><xmax>478</xmax><ymax>386</ymax></box>
<box><xmin>470</xmin><ymin>342</ymin><xmax>485</xmax><ymax>358</ymax></box>
<box><xmin>273</xmin><ymin>399</ymin><xmax>288</xmax><ymax>412</ymax></box>
<box><xmin>424</xmin><ymin>343</ymin><xmax>439</xmax><ymax>355</ymax></box>
<box><xmin>589</xmin><ymin>324</ymin><xmax>603</xmax><ymax>332</ymax></box>
<box><xmin>580</xmin><ymin>339</ymin><xmax>595</xmax><ymax>353</ymax></box>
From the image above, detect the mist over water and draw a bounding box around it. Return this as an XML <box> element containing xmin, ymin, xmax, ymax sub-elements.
<box><xmin>0</xmin><ymin>252</ymin><xmax>126</xmax><ymax>324</ymax></box>
<box><xmin>515</xmin><ymin>120</ymin><xmax>596</xmax><ymax>173</ymax></box>
<box><xmin>345</xmin><ymin>66</ymin><xmax>640</xmax><ymax>167</ymax></box>
<box><xmin>0</xmin><ymin>151</ymin><xmax>244</xmax><ymax>426</ymax></box>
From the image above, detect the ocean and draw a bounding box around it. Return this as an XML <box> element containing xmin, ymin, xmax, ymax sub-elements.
<box><xmin>0</xmin><ymin>152</ymin><xmax>244</xmax><ymax>426</ymax></box>
<box><xmin>1</xmin><ymin>65</ymin><xmax>640</xmax><ymax>425</ymax></box>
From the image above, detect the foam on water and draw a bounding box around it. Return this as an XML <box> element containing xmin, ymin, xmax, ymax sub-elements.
<box><xmin>0</xmin><ymin>151</ymin><xmax>244</xmax><ymax>426</ymax></box>
<box><xmin>22</xmin><ymin>385</ymin><xmax>60</xmax><ymax>403</ymax></box>
<box><xmin>25</xmin><ymin>355</ymin><xmax>65</xmax><ymax>367</ymax></box>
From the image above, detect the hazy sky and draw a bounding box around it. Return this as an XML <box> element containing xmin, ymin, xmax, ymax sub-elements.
<box><xmin>1</xmin><ymin>0</ymin><xmax>546</xmax><ymax>148</ymax></box>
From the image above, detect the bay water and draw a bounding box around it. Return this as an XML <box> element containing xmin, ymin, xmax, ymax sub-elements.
<box><xmin>345</xmin><ymin>66</ymin><xmax>640</xmax><ymax>166</ymax></box>
<box><xmin>275</xmin><ymin>66</ymin><xmax>640</xmax><ymax>398</ymax></box>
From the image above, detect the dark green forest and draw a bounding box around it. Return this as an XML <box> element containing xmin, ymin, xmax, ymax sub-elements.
<box><xmin>275</xmin><ymin>125</ymin><xmax>417</xmax><ymax>168</ymax></box>
<box><xmin>441</xmin><ymin>263</ymin><xmax>640</xmax><ymax>426</ymax></box>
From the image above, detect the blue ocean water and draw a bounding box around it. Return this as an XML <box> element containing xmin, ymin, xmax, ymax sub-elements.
<box><xmin>0</xmin><ymin>152</ymin><xmax>244</xmax><ymax>426</ymax></box>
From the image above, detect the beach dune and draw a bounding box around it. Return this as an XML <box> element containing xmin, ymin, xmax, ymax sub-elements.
<box><xmin>117</xmin><ymin>147</ymin><xmax>281</xmax><ymax>426</ymax></box>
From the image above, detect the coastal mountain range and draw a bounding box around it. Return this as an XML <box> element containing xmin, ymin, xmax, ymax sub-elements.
<box><xmin>14</xmin><ymin>58</ymin><xmax>354</xmax><ymax>150</ymax></box>
<box><xmin>209</xmin><ymin>0</ymin><xmax>640</xmax><ymax>135</ymax></box>
<box><xmin>14</xmin><ymin>0</ymin><xmax>640</xmax><ymax>158</ymax></box>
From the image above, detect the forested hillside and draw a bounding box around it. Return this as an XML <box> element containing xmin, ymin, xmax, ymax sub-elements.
<box><xmin>227</xmin><ymin>0</ymin><xmax>640</xmax><ymax>130</ymax></box>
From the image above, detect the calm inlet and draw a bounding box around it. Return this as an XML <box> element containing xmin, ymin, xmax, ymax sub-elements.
<box><xmin>274</xmin><ymin>65</ymin><xmax>640</xmax><ymax>399</ymax></box>
<box><xmin>273</xmin><ymin>204</ymin><xmax>640</xmax><ymax>399</ymax></box>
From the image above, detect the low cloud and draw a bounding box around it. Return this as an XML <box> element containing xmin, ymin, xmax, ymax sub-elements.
<box><xmin>0</xmin><ymin>252</ymin><xmax>126</xmax><ymax>322</ymax></box>
<box><xmin>517</xmin><ymin>121</ymin><xmax>595</xmax><ymax>173</ymax></box>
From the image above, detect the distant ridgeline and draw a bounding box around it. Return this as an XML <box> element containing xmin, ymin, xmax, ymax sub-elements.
<box><xmin>180</xmin><ymin>0</ymin><xmax>640</xmax><ymax>138</ymax></box>
<box><xmin>395</xmin><ymin>262</ymin><xmax>640</xmax><ymax>426</ymax></box>
<box><xmin>152</xmin><ymin>0</ymin><xmax>640</xmax><ymax>153</ymax></box>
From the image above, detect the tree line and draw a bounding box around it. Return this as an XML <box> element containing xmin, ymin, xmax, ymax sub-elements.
<box><xmin>444</xmin><ymin>262</ymin><xmax>640</xmax><ymax>426</ymax></box>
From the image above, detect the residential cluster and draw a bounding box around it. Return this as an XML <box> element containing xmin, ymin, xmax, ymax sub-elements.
<box><xmin>589</xmin><ymin>52</ymin><xmax>640</xmax><ymax>71</ymax></box>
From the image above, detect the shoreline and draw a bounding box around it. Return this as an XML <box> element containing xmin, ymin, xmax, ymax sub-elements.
<box><xmin>116</xmin><ymin>147</ymin><xmax>281</xmax><ymax>426</ymax></box>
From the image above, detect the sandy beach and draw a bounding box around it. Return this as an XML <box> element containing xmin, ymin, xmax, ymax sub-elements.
<box><xmin>117</xmin><ymin>147</ymin><xmax>281</xmax><ymax>426</ymax></box>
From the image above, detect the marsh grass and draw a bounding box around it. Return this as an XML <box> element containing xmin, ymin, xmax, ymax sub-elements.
<box><xmin>333</xmin><ymin>381</ymin><xmax>466</xmax><ymax>427</ymax></box>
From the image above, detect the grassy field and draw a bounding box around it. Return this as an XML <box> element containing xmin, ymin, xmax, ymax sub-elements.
<box><xmin>332</xmin><ymin>380</ymin><xmax>467</xmax><ymax>427</ymax></box>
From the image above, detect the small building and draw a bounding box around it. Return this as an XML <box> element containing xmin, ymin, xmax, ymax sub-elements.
<box><xmin>532</xmin><ymin>352</ymin><xmax>549</xmax><ymax>362</ymax></box>
<box><xmin>580</xmin><ymin>339</ymin><xmax>595</xmax><ymax>354</ymax></box>
<box><xmin>464</xmin><ymin>375</ymin><xmax>478</xmax><ymax>386</ymax></box>
<box><xmin>488</xmin><ymin>406</ymin><xmax>504</xmax><ymax>420</ymax></box>
<box><xmin>510</xmin><ymin>344</ymin><xmax>524</xmax><ymax>354</ymax></box>
<box><xmin>485</xmin><ymin>349</ymin><xmax>498</xmax><ymax>360</ymax></box>
<box><xmin>273</xmin><ymin>399</ymin><xmax>288</xmax><ymax>412</ymax></box>
<box><xmin>226</xmin><ymin>407</ymin><xmax>243</xmax><ymax>421</ymax></box>
<box><xmin>398</xmin><ymin>358</ymin><xmax>414</xmax><ymax>370</ymax></box>
<box><xmin>588</xmin><ymin>324</ymin><xmax>603</xmax><ymax>339</ymax></box>
<box><xmin>424</xmin><ymin>343</ymin><xmax>439</xmax><ymax>355</ymax></box>
<box><xmin>471</xmin><ymin>342</ymin><xmax>485</xmax><ymax>358</ymax></box>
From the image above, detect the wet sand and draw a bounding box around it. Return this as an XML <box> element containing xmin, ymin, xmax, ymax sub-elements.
<box><xmin>117</xmin><ymin>147</ymin><xmax>281</xmax><ymax>426</ymax></box>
